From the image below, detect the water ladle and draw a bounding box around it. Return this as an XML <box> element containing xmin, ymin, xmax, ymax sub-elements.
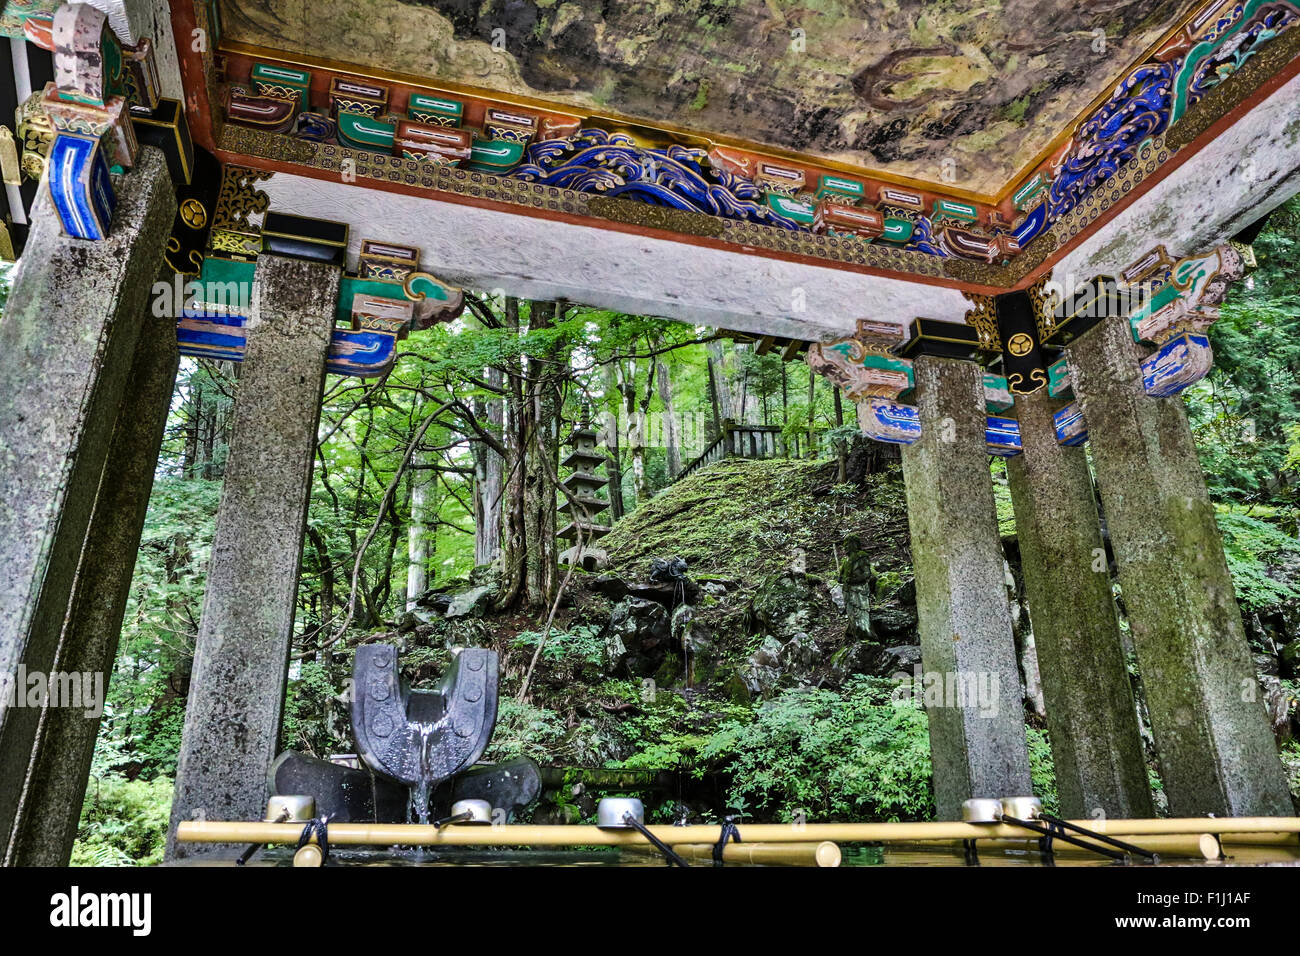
<box><xmin>962</xmin><ymin>797</ymin><xmax>1159</xmax><ymax>864</ymax></box>
<box><xmin>433</xmin><ymin>798</ymin><xmax>493</xmax><ymax>828</ymax></box>
<box><xmin>596</xmin><ymin>797</ymin><xmax>689</xmax><ymax>867</ymax></box>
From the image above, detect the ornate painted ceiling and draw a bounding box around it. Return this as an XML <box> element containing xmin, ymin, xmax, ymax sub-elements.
<box><xmin>217</xmin><ymin>0</ymin><xmax>1201</xmax><ymax>196</ymax></box>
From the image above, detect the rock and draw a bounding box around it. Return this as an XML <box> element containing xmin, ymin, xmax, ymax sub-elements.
<box><xmin>870</xmin><ymin>605</ymin><xmax>918</xmax><ymax>640</ymax></box>
<box><xmin>414</xmin><ymin>591</ymin><xmax>452</xmax><ymax>615</ymax></box>
<box><xmin>1259</xmin><ymin>674</ymin><xmax>1293</xmax><ymax>745</ymax></box>
<box><xmin>750</xmin><ymin>570</ymin><xmax>819</xmax><ymax>640</ymax></box>
<box><xmin>603</xmin><ymin>597</ymin><xmax>672</xmax><ymax>677</ymax></box>
<box><xmin>828</xmin><ymin>583</ymin><xmax>845</xmax><ymax>612</ymax></box>
<box><xmin>827</xmin><ymin>641</ymin><xmax>879</xmax><ymax>682</ymax></box>
<box><xmin>444</xmin><ymin>585</ymin><xmax>494</xmax><ymax>619</ymax></box>
<box><xmin>593</xmin><ymin>572</ymin><xmax>699</xmax><ymax>609</ymax></box>
<box><xmin>1281</xmin><ymin>640</ymin><xmax>1300</xmax><ymax>676</ymax></box>
<box><xmin>1255</xmin><ymin>652</ymin><xmax>1280</xmax><ymax>677</ymax></box>
<box><xmin>781</xmin><ymin>631</ymin><xmax>821</xmax><ymax>678</ymax></box>
<box><xmin>752</xmin><ymin>635</ymin><xmax>783</xmax><ymax>667</ymax></box>
<box><xmin>874</xmin><ymin>644</ymin><xmax>923</xmax><ymax>678</ymax></box>
<box><xmin>396</xmin><ymin>608</ymin><xmax>437</xmax><ymax>632</ymax></box>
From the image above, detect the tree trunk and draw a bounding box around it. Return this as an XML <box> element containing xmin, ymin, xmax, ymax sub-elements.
<box><xmin>522</xmin><ymin>300</ymin><xmax>564</xmax><ymax>609</ymax></box>
<box><xmin>834</xmin><ymin>387</ymin><xmax>847</xmax><ymax>483</ymax></box>
<box><xmin>496</xmin><ymin>297</ymin><xmax>528</xmax><ymax>610</ymax></box>
<box><xmin>705</xmin><ymin>355</ymin><xmax>723</xmax><ymax>444</ymax></box>
<box><xmin>807</xmin><ymin>368</ymin><xmax>816</xmax><ymax>459</ymax></box>
<box><xmin>406</xmin><ymin>468</ymin><xmax>429</xmax><ymax>610</ymax></box>
<box><xmin>657</xmin><ymin>358</ymin><xmax>682</xmax><ymax>479</ymax></box>
<box><xmin>473</xmin><ymin>365</ymin><xmax>505</xmax><ymax>566</ymax></box>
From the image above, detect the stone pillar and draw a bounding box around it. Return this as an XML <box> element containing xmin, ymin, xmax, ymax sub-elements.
<box><xmin>900</xmin><ymin>355</ymin><xmax>1032</xmax><ymax>820</ymax></box>
<box><xmin>1067</xmin><ymin>315</ymin><xmax>1292</xmax><ymax>816</ymax></box>
<box><xmin>3</xmin><ymin>293</ymin><xmax>180</xmax><ymax>866</ymax></box>
<box><xmin>1006</xmin><ymin>389</ymin><xmax>1153</xmax><ymax>819</ymax></box>
<box><xmin>0</xmin><ymin>149</ymin><xmax>175</xmax><ymax>859</ymax></box>
<box><xmin>167</xmin><ymin>255</ymin><xmax>339</xmax><ymax>859</ymax></box>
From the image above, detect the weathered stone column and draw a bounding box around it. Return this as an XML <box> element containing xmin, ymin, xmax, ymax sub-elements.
<box><xmin>0</xmin><ymin>149</ymin><xmax>175</xmax><ymax>860</ymax></box>
<box><xmin>1067</xmin><ymin>314</ymin><xmax>1292</xmax><ymax>816</ymax></box>
<box><xmin>900</xmin><ymin>355</ymin><xmax>1032</xmax><ymax>820</ymax></box>
<box><xmin>167</xmin><ymin>255</ymin><xmax>339</xmax><ymax>859</ymax></box>
<box><xmin>4</xmin><ymin>292</ymin><xmax>180</xmax><ymax>866</ymax></box>
<box><xmin>1006</xmin><ymin>389</ymin><xmax>1152</xmax><ymax>819</ymax></box>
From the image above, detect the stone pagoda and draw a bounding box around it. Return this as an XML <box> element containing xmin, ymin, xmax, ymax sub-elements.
<box><xmin>558</xmin><ymin>425</ymin><xmax>611</xmax><ymax>569</ymax></box>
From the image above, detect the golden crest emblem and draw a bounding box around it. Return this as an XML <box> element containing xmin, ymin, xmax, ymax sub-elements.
<box><xmin>1007</xmin><ymin>333</ymin><xmax>1034</xmax><ymax>357</ymax></box>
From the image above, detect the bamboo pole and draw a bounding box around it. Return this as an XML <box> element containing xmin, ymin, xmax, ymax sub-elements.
<box><xmin>623</xmin><ymin>841</ymin><xmax>842</xmax><ymax>867</ymax></box>
<box><xmin>1217</xmin><ymin>831</ymin><xmax>1300</xmax><ymax>846</ymax></box>
<box><xmin>175</xmin><ymin>816</ymin><xmax>1300</xmax><ymax>849</ymax></box>
<box><xmin>904</xmin><ymin>833</ymin><xmax>1223</xmax><ymax>860</ymax></box>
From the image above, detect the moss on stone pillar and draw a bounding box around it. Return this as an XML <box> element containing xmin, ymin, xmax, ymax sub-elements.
<box><xmin>1007</xmin><ymin>388</ymin><xmax>1152</xmax><ymax>819</ymax></box>
<box><xmin>167</xmin><ymin>255</ymin><xmax>340</xmax><ymax>859</ymax></box>
<box><xmin>901</xmin><ymin>355</ymin><xmax>1032</xmax><ymax>820</ymax></box>
<box><xmin>0</xmin><ymin>149</ymin><xmax>176</xmax><ymax>862</ymax></box>
<box><xmin>1067</xmin><ymin>314</ymin><xmax>1292</xmax><ymax>817</ymax></box>
<box><xmin>6</xmin><ymin>287</ymin><xmax>181</xmax><ymax>866</ymax></box>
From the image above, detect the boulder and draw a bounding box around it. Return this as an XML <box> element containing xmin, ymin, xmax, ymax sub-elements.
<box><xmin>781</xmin><ymin>631</ymin><xmax>821</xmax><ymax>679</ymax></box>
<box><xmin>603</xmin><ymin>597</ymin><xmax>672</xmax><ymax>677</ymax></box>
<box><xmin>750</xmin><ymin>570</ymin><xmax>819</xmax><ymax>641</ymax></box>
<box><xmin>736</xmin><ymin>636</ymin><xmax>785</xmax><ymax>699</ymax></box>
<box><xmin>874</xmin><ymin>644</ymin><xmax>923</xmax><ymax>677</ymax></box>
<box><xmin>444</xmin><ymin>585</ymin><xmax>494</xmax><ymax>619</ymax></box>
<box><xmin>827</xmin><ymin>641</ymin><xmax>879</xmax><ymax>682</ymax></box>
<box><xmin>593</xmin><ymin>573</ymin><xmax>699</xmax><ymax>609</ymax></box>
<box><xmin>1281</xmin><ymin>640</ymin><xmax>1300</xmax><ymax>676</ymax></box>
<box><xmin>870</xmin><ymin>604</ymin><xmax>918</xmax><ymax>641</ymax></box>
<box><xmin>1259</xmin><ymin>673</ymin><xmax>1293</xmax><ymax>745</ymax></box>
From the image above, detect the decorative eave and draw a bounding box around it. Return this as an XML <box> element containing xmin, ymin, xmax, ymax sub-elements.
<box><xmin>161</xmin><ymin>0</ymin><xmax>1300</xmax><ymax>297</ymax></box>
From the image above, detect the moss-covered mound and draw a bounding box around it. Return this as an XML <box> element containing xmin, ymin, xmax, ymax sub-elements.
<box><xmin>602</xmin><ymin>457</ymin><xmax>912</xmax><ymax>584</ymax></box>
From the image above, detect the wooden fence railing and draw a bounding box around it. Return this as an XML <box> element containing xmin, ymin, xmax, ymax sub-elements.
<box><xmin>674</xmin><ymin>421</ymin><xmax>804</xmax><ymax>483</ymax></box>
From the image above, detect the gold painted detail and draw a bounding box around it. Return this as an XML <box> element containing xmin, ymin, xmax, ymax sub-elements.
<box><xmin>1051</xmin><ymin>137</ymin><xmax>1172</xmax><ymax>248</ymax></box>
<box><xmin>1007</xmin><ymin>368</ymin><xmax>1048</xmax><ymax>396</ymax></box>
<box><xmin>1165</xmin><ymin>25</ymin><xmax>1300</xmax><ymax>151</ymax></box>
<box><xmin>587</xmin><ymin>195</ymin><xmax>725</xmax><ymax>238</ymax></box>
<box><xmin>1007</xmin><ymin>332</ymin><xmax>1033</xmax><ymax>357</ymax></box>
<box><xmin>180</xmin><ymin>198</ymin><xmax>208</xmax><ymax>229</ymax></box>
<box><xmin>0</xmin><ymin>126</ymin><xmax>19</xmax><ymax>185</ymax></box>
<box><xmin>16</xmin><ymin>91</ymin><xmax>53</xmax><ymax>182</ymax></box>
<box><xmin>961</xmin><ymin>292</ymin><xmax>999</xmax><ymax>351</ymax></box>
<box><xmin>1027</xmin><ymin>275</ymin><xmax>1060</xmax><ymax>342</ymax></box>
<box><xmin>213</xmin><ymin>164</ymin><xmax>272</xmax><ymax>234</ymax></box>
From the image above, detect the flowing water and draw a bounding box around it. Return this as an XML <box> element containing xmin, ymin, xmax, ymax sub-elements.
<box><xmin>406</xmin><ymin>721</ymin><xmax>437</xmax><ymax>826</ymax></box>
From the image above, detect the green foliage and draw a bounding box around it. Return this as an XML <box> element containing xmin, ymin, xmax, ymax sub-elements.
<box><xmin>1188</xmin><ymin>196</ymin><xmax>1300</xmax><ymax>505</ymax></box>
<box><xmin>511</xmin><ymin>624</ymin><xmax>605</xmax><ymax>668</ymax></box>
<box><xmin>1026</xmin><ymin>727</ymin><xmax>1059</xmax><ymax>816</ymax></box>
<box><xmin>485</xmin><ymin>699</ymin><xmax>569</xmax><ymax>764</ymax></box>
<box><xmin>0</xmin><ymin>259</ymin><xmax>13</xmax><ymax>314</ymax></box>
<box><xmin>72</xmin><ymin>775</ymin><xmax>173</xmax><ymax>867</ymax></box>
<box><xmin>698</xmin><ymin>677</ymin><xmax>933</xmax><ymax>821</ymax></box>
<box><xmin>1215</xmin><ymin>507</ymin><xmax>1300</xmax><ymax>610</ymax></box>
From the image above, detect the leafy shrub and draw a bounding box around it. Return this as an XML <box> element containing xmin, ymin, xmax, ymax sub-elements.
<box><xmin>511</xmin><ymin>625</ymin><xmax>604</xmax><ymax>668</ymax></box>
<box><xmin>72</xmin><ymin>774</ymin><xmax>173</xmax><ymax>867</ymax></box>
<box><xmin>485</xmin><ymin>699</ymin><xmax>568</xmax><ymax>764</ymax></box>
<box><xmin>1216</xmin><ymin>508</ymin><xmax>1300</xmax><ymax>610</ymax></box>
<box><xmin>1026</xmin><ymin>726</ymin><xmax>1059</xmax><ymax>816</ymax></box>
<box><xmin>698</xmin><ymin>676</ymin><xmax>933</xmax><ymax>821</ymax></box>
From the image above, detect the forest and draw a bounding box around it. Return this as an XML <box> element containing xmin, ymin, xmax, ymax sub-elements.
<box><xmin>6</xmin><ymin>199</ymin><xmax>1297</xmax><ymax>866</ymax></box>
